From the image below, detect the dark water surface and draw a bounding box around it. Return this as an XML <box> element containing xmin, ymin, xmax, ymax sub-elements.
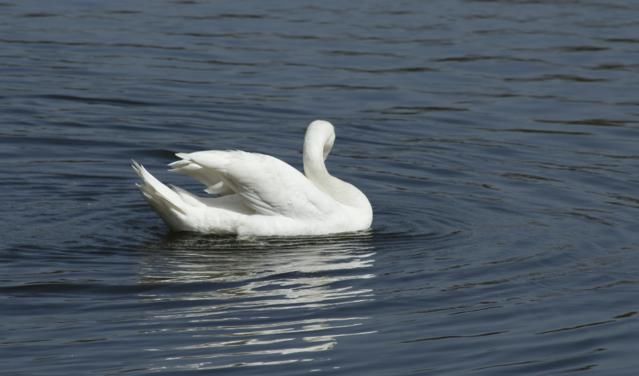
<box><xmin>2</xmin><ymin>0</ymin><xmax>639</xmax><ymax>374</ymax></box>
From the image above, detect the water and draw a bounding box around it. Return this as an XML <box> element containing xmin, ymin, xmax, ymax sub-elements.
<box><xmin>2</xmin><ymin>0</ymin><xmax>639</xmax><ymax>374</ymax></box>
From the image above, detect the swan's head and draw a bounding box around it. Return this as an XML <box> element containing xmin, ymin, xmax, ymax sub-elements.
<box><xmin>305</xmin><ymin>120</ymin><xmax>335</xmax><ymax>160</ymax></box>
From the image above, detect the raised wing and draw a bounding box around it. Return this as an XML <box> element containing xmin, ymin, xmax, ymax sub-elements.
<box><xmin>172</xmin><ymin>150</ymin><xmax>339</xmax><ymax>217</ymax></box>
<box><xmin>169</xmin><ymin>153</ymin><xmax>234</xmax><ymax>195</ymax></box>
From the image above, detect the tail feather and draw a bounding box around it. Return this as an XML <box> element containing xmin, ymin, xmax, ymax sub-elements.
<box><xmin>132</xmin><ymin>160</ymin><xmax>194</xmax><ymax>230</ymax></box>
<box><xmin>169</xmin><ymin>184</ymin><xmax>204</xmax><ymax>207</ymax></box>
<box><xmin>132</xmin><ymin>160</ymin><xmax>186</xmax><ymax>212</ymax></box>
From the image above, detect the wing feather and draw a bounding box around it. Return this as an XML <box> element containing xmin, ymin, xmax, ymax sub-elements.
<box><xmin>169</xmin><ymin>153</ymin><xmax>234</xmax><ymax>195</ymax></box>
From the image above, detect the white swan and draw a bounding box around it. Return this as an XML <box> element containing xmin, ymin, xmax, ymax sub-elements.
<box><xmin>132</xmin><ymin>120</ymin><xmax>373</xmax><ymax>236</ymax></box>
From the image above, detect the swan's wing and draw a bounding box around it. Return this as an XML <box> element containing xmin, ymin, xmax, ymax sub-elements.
<box><xmin>169</xmin><ymin>154</ymin><xmax>234</xmax><ymax>195</ymax></box>
<box><xmin>173</xmin><ymin>150</ymin><xmax>338</xmax><ymax>217</ymax></box>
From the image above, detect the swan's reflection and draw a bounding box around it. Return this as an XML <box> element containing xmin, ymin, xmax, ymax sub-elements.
<box><xmin>138</xmin><ymin>233</ymin><xmax>376</xmax><ymax>372</ymax></box>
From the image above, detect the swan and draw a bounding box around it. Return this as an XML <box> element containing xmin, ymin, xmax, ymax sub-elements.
<box><xmin>132</xmin><ymin>120</ymin><xmax>373</xmax><ymax>236</ymax></box>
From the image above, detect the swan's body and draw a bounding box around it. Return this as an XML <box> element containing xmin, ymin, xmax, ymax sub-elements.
<box><xmin>132</xmin><ymin>120</ymin><xmax>372</xmax><ymax>236</ymax></box>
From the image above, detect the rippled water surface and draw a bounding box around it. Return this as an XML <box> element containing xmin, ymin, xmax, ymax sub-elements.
<box><xmin>2</xmin><ymin>0</ymin><xmax>639</xmax><ymax>374</ymax></box>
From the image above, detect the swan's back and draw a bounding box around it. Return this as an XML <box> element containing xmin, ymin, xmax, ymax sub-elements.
<box><xmin>174</xmin><ymin>150</ymin><xmax>340</xmax><ymax>218</ymax></box>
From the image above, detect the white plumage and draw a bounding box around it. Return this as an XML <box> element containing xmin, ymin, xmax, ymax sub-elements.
<box><xmin>132</xmin><ymin>120</ymin><xmax>373</xmax><ymax>236</ymax></box>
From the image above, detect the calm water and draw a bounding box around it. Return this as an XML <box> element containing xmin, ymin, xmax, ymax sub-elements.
<box><xmin>2</xmin><ymin>0</ymin><xmax>639</xmax><ymax>374</ymax></box>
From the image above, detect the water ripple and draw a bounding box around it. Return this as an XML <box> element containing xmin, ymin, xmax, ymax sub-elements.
<box><xmin>2</xmin><ymin>0</ymin><xmax>639</xmax><ymax>374</ymax></box>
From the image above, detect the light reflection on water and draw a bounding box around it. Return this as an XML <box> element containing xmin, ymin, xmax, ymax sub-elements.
<box><xmin>137</xmin><ymin>234</ymin><xmax>376</xmax><ymax>372</ymax></box>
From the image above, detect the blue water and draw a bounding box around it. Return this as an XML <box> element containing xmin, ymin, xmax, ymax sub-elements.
<box><xmin>2</xmin><ymin>0</ymin><xmax>639</xmax><ymax>374</ymax></box>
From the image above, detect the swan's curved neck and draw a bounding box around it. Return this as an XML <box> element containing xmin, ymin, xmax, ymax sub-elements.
<box><xmin>303</xmin><ymin>123</ymin><xmax>333</xmax><ymax>184</ymax></box>
<box><xmin>302</xmin><ymin>122</ymin><xmax>372</xmax><ymax>219</ymax></box>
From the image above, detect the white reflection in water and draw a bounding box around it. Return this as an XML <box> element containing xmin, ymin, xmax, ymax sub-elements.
<box><xmin>139</xmin><ymin>234</ymin><xmax>376</xmax><ymax>372</ymax></box>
